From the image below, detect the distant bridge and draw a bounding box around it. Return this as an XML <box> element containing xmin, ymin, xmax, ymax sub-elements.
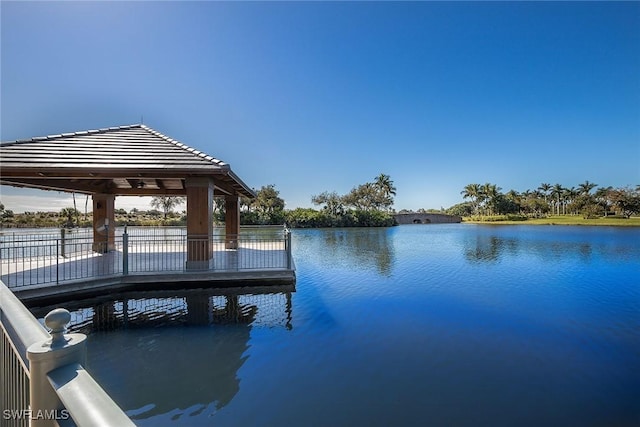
<box><xmin>393</xmin><ymin>213</ymin><xmax>462</xmax><ymax>224</ymax></box>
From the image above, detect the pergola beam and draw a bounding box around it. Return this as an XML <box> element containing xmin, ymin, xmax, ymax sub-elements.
<box><xmin>0</xmin><ymin>179</ymin><xmax>108</xmax><ymax>195</ymax></box>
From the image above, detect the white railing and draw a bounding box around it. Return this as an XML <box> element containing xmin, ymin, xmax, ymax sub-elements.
<box><xmin>0</xmin><ymin>280</ymin><xmax>134</xmax><ymax>426</ymax></box>
<box><xmin>0</xmin><ymin>226</ymin><xmax>294</xmax><ymax>289</ymax></box>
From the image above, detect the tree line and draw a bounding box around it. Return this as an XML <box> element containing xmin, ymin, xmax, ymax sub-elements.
<box><xmin>452</xmin><ymin>181</ymin><xmax>640</xmax><ymax>219</ymax></box>
<box><xmin>288</xmin><ymin>173</ymin><xmax>397</xmax><ymax>227</ymax></box>
<box><xmin>216</xmin><ymin>173</ymin><xmax>397</xmax><ymax>227</ymax></box>
<box><xmin>136</xmin><ymin>174</ymin><xmax>397</xmax><ymax>228</ymax></box>
<box><xmin>150</xmin><ymin>174</ymin><xmax>398</xmax><ymax>228</ymax></box>
<box><xmin>4</xmin><ymin>176</ymin><xmax>637</xmax><ymax>229</ymax></box>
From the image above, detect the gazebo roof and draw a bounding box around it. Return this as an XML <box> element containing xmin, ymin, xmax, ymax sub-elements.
<box><xmin>0</xmin><ymin>124</ymin><xmax>255</xmax><ymax>198</ymax></box>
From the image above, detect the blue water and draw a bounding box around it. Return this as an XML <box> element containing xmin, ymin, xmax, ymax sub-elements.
<box><xmin>75</xmin><ymin>224</ymin><xmax>640</xmax><ymax>426</ymax></box>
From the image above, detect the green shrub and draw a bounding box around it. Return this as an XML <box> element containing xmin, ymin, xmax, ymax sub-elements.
<box><xmin>285</xmin><ymin>208</ymin><xmax>394</xmax><ymax>228</ymax></box>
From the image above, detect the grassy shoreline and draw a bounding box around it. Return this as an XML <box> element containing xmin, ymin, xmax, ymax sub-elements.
<box><xmin>462</xmin><ymin>215</ymin><xmax>640</xmax><ymax>226</ymax></box>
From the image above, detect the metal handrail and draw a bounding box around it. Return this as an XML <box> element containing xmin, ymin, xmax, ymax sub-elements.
<box><xmin>0</xmin><ymin>281</ymin><xmax>49</xmax><ymax>366</ymax></box>
<box><xmin>48</xmin><ymin>363</ymin><xmax>134</xmax><ymax>427</ymax></box>
<box><xmin>0</xmin><ymin>280</ymin><xmax>133</xmax><ymax>427</ymax></box>
<box><xmin>1</xmin><ymin>227</ymin><xmax>294</xmax><ymax>289</ymax></box>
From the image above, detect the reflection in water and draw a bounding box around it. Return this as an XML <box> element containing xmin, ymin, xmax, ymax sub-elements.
<box><xmin>463</xmin><ymin>226</ymin><xmax>640</xmax><ymax>265</ymax></box>
<box><xmin>30</xmin><ymin>289</ymin><xmax>293</xmax><ymax>420</ymax></box>
<box><xmin>299</xmin><ymin>228</ymin><xmax>396</xmax><ymax>275</ymax></box>
<box><xmin>25</xmin><ymin>226</ymin><xmax>640</xmax><ymax>426</ymax></box>
<box><xmin>464</xmin><ymin>235</ymin><xmax>503</xmax><ymax>263</ymax></box>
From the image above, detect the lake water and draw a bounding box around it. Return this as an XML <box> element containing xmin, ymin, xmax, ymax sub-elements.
<box><xmin>41</xmin><ymin>224</ymin><xmax>640</xmax><ymax>426</ymax></box>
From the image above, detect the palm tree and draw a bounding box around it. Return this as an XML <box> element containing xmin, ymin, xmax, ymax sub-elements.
<box><xmin>151</xmin><ymin>196</ymin><xmax>185</xmax><ymax>220</ymax></box>
<box><xmin>550</xmin><ymin>184</ymin><xmax>565</xmax><ymax>215</ymax></box>
<box><xmin>482</xmin><ymin>183</ymin><xmax>501</xmax><ymax>215</ymax></box>
<box><xmin>60</xmin><ymin>207</ymin><xmax>80</xmax><ymax>228</ymax></box>
<box><xmin>505</xmin><ymin>189</ymin><xmax>520</xmax><ymax>201</ymax></box>
<box><xmin>560</xmin><ymin>187</ymin><xmax>571</xmax><ymax>215</ymax></box>
<box><xmin>538</xmin><ymin>183</ymin><xmax>552</xmax><ymax>211</ymax></box>
<box><xmin>578</xmin><ymin>180</ymin><xmax>598</xmax><ymax>195</ymax></box>
<box><xmin>461</xmin><ymin>184</ymin><xmax>482</xmax><ymax>215</ymax></box>
<box><xmin>564</xmin><ymin>187</ymin><xmax>579</xmax><ymax>215</ymax></box>
<box><xmin>374</xmin><ymin>174</ymin><xmax>396</xmax><ymax>211</ymax></box>
<box><xmin>595</xmin><ymin>186</ymin><xmax>614</xmax><ymax>216</ymax></box>
<box><xmin>374</xmin><ymin>174</ymin><xmax>396</xmax><ymax>196</ymax></box>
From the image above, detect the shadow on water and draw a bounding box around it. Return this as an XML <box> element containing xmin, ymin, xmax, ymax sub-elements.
<box><xmin>30</xmin><ymin>288</ymin><xmax>293</xmax><ymax>420</ymax></box>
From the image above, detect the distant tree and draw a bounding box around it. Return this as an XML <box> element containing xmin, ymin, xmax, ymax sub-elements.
<box><xmin>254</xmin><ymin>185</ymin><xmax>285</xmax><ymax>215</ymax></box>
<box><xmin>550</xmin><ymin>184</ymin><xmax>565</xmax><ymax>215</ymax></box>
<box><xmin>343</xmin><ymin>182</ymin><xmax>379</xmax><ymax>211</ymax></box>
<box><xmin>0</xmin><ymin>202</ymin><xmax>14</xmax><ymax>227</ymax></box>
<box><xmin>482</xmin><ymin>183</ymin><xmax>501</xmax><ymax>215</ymax></box>
<box><xmin>570</xmin><ymin>193</ymin><xmax>601</xmax><ymax>219</ymax></box>
<box><xmin>60</xmin><ymin>207</ymin><xmax>81</xmax><ymax>228</ymax></box>
<box><xmin>374</xmin><ymin>173</ymin><xmax>397</xmax><ymax>211</ymax></box>
<box><xmin>239</xmin><ymin>195</ymin><xmax>254</xmax><ymax>212</ymax></box>
<box><xmin>578</xmin><ymin>180</ymin><xmax>598</xmax><ymax>195</ymax></box>
<box><xmin>609</xmin><ymin>187</ymin><xmax>640</xmax><ymax>218</ymax></box>
<box><xmin>446</xmin><ymin>202</ymin><xmax>473</xmax><ymax>217</ymax></box>
<box><xmin>594</xmin><ymin>186</ymin><xmax>614</xmax><ymax>216</ymax></box>
<box><xmin>570</xmin><ymin>181</ymin><xmax>600</xmax><ymax>218</ymax></box>
<box><xmin>341</xmin><ymin>174</ymin><xmax>396</xmax><ymax>212</ymax></box>
<box><xmin>461</xmin><ymin>183</ymin><xmax>482</xmax><ymax>215</ymax></box>
<box><xmin>232</xmin><ymin>185</ymin><xmax>286</xmax><ymax>225</ymax></box>
<box><xmin>375</xmin><ymin>173</ymin><xmax>396</xmax><ymax>195</ymax></box>
<box><xmin>521</xmin><ymin>193</ymin><xmax>549</xmax><ymax>218</ymax></box>
<box><xmin>150</xmin><ymin>196</ymin><xmax>185</xmax><ymax>219</ymax></box>
<box><xmin>538</xmin><ymin>183</ymin><xmax>552</xmax><ymax>208</ymax></box>
<box><xmin>564</xmin><ymin>187</ymin><xmax>579</xmax><ymax>215</ymax></box>
<box><xmin>312</xmin><ymin>191</ymin><xmax>345</xmax><ymax>216</ymax></box>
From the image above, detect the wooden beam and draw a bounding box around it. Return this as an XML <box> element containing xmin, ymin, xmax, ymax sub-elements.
<box><xmin>213</xmin><ymin>179</ymin><xmax>236</xmax><ymax>195</ymax></box>
<box><xmin>108</xmin><ymin>188</ymin><xmax>186</xmax><ymax>196</ymax></box>
<box><xmin>0</xmin><ymin>178</ymin><xmax>185</xmax><ymax>196</ymax></box>
<box><xmin>0</xmin><ymin>178</ymin><xmax>107</xmax><ymax>194</ymax></box>
<box><xmin>225</xmin><ymin>195</ymin><xmax>240</xmax><ymax>249</ymax></box>
<box><xmin>92</xmin><ymin>194</ymin><xmax>115</xmax><ymax>253</ymax></box>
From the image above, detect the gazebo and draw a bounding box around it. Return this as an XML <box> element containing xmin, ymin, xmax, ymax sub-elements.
<box><xmin>0</xmin><ymin>124</ymin><xmax>255</xmax><ymax>269</ymax></box>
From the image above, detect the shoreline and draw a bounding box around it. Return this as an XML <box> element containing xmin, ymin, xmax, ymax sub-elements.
<box><xmin>462</xmin><ymin>216</ymin><xmax>640</xmax><ymax>227</ymax></box>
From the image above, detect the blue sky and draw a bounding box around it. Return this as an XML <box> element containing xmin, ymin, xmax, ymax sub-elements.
<box><xmin>1</xmin><ymin>1</ymin><xmax>639</xmax><ymax>213</ymax></box>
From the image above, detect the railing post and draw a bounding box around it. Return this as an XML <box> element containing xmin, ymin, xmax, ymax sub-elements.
<box><xmin>122</xmin><ymin>226</ymin><xmax>129</xmax><ymax>275</ymax></box>
<box><xmin>60</xmin><ymin>229</ymin><xmax>66</xmax><ymax>258</ymax></box>
<box><xmin>56</xmin><ymin>240</ymin><xmax>59</xmax><ymax>285</ymax></box>
<box><xmin>286</xmin><ymin>229</ymin><xmax>292</xmax><ymax>270</ymax></box>
<box><xmin>27</xmin><ymin>308</ymin><xmax>86</xmax><ymax>426</ymax></box>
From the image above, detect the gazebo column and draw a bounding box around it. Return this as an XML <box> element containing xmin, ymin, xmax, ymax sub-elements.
<box><xmin>225</xmin><ymin>195</ymin><xmax>240</xmax><ymax>249</ymax></box>
<box><xmin>186</xmin><ymin>177</ymin><xmax>214</xmax><ymax>269</ymax></box>
<box><xmin>92</xmin><ymin>193</ymin><xmax>115</xmax><ymax>253</ymax></box>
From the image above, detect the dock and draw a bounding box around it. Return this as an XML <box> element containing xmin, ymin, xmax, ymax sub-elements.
<box><xmin>1</xmin><ymin>226</ymin><xmax>295</xmax><ymax>304</ymax></box>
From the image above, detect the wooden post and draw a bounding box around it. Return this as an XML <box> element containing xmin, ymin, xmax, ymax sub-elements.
<box><xmin>92</xmin><ymin>194</ymin><xmax>115</xmax><ymax>253</ymax></box>
<box><xmin>186</xmin><ymin>178</ymin><xmax>214</xmax><ymax>269</ymax></box>
<box><xmin>225</xmin><ymin>195</ymin><xmax>240</xmax><ymax>249</ymax></box>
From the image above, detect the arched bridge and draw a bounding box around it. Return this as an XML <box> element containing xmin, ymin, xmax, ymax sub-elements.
<box><xmin>393</xmin><ymin>213</ymin><xmax>462</xmax><ymax>224</ymax></box>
